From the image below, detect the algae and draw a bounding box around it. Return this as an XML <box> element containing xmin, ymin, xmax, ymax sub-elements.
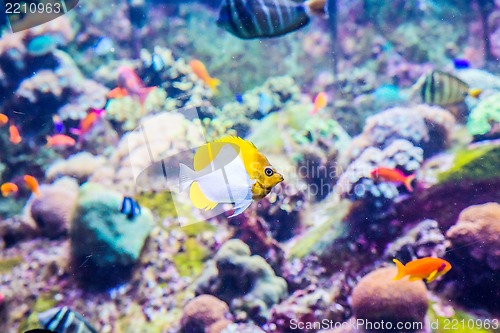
<box><xmin>289</xmin><ymin>200</ymin><xmax>351</xmax><ymax>258</ymax></box>
<box><xmin>438</xmin><ymin>145</ymin><xmax>500</xmax><ymax>183</ymax></box>
<box><xmin>0</xmin><ymin>256</ymin><xmax>22</xmax><ymax>274</ymax></box>
<box><xmin>18</xmin><ymin>292</ymin><xmax>57</xmax><ymax>333</ymax></box>
<box><xmin>173</xmin><ymin>238</ymin><xmax>210</xmax><ymax>277</ymax></box>
<box><xmin>427</xmin><ymin>302</ymin><xmax>499</xmax><ymax>333</ymax></box>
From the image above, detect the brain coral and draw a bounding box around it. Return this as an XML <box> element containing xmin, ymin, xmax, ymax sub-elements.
<box><xmin>180</xmin><ymin>295</ymin><xmax>232</xmax><ymax>333</ymax></box>
<box><xmin>351</xmin><ymin>266</ymin><xmax>428</xmax><ymax>330</ymax></box>
<box><xmin>446</xmin><ymin>203</ymin><xmax>500</xmax><ymax>270</ymax></box>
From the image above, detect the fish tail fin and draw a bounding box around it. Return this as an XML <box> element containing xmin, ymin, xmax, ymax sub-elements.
<box><xmin>209</xmin><ymin>78</ymin><xmax>221</xmax><ymax>94</ymax></box>
<box><xmin>306</xmin><ymin>0</ymin><xmax>327</xmax><ymax>16</ymax></box>
<box><xmin>404</xmin><ymin>174</ymin><xmax>416</xmax><ymax>192</ymax></box>
<box><xmin>393</xmin><ymin>259</ymin><xmax>407</xmax><ymax>280</ymax></box>
<box><xmin>179</xmin><ymin>163</ymin><xmax>196</xmax><ymax>192</ymax></box>
<box><xmin>69</xmin><ymin>128</ymin><xmax>81</xmax><ymax>136</ymax></box>
<box><xmin>138</xmin><ymin>86</ymin><xmax>156</xmax><ymax>106</ymax></box>
<box><xmin>468</xmin><ymin>88</ymin><xmax>482</xmax><ymax>98</ymax></box>
<box><xmin>45</xmin><ymin>136</ymin><xmax>51</xmax><ymax>147</ymax></box>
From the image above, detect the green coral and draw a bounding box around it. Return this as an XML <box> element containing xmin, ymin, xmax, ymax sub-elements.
<box><xmin>289</xmin><ymin>200</ymin><xmax>351</xmax><ymax>258</ymax></box>
<box><xmin>438</xmin><ymin>144</ymin><xmax>500</xmax><ymax>183</ymax></box>
<box><xmin>467</xmin><ymin>93</ymin><xmax>500</xmax><ymax>136</ymax></box>
<box><xmin>0</xmin><ymin>256</ymin><xmax>22</xmax><ymax>274</ymax></box>
<box><xmin>18</xmin><ymin>292</ymin><xmax>57</xmax><ymax>333</ymax></box>
<box><xmin>173</xmin><ymin>238</ymin><xmax>210</xmax><ymax>277</ymax></box>
<box><xmin>428</xmin><ymin>302</ymin><xmax>499</xmax><ymax>333</ymax></box>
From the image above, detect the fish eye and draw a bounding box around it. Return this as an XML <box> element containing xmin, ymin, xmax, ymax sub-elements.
<box><xmin>264</xmin><ymin>167</ymin><xmax>274</xmax><ymax>177</ymax></box>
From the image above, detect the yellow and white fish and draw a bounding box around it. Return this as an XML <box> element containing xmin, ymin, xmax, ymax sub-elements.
<box><xmin>179</xmin><ymin>136</ymin><xmax>284</xmax><ymax>217</ymax></box>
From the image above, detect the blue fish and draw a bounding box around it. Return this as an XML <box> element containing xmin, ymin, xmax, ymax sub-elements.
<box><xmin>453</xmin><ymin>58</ymin><xmax>470</xmax><ymax>70</ymax></box>
<box><xmin>52</xmin><ymin>115</ymin><xmax>65</xmax><ymax>134</ymax></box>
<box><xmin>235</xmin><ymin>94</ymin><xmax>244</xmax><ymax>103</ymax></box>
<box><xmin>258</xmin><ymin>92</ymin><xmax>273</xmax><ymax>114</ymax></box>
<box><xmin>121</xmin><ymin>196</ymin><xmax>141</xmax><ymax>219</ymax></box>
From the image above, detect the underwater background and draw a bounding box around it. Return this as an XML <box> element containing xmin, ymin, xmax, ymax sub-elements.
<box><xmin>0</xmin><ymin>0</ymin><xmax>499</xmax><ymax>332</ymax></box>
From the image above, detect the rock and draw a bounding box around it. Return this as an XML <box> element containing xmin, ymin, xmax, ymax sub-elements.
<box><xmin>28</xmin><ymin>178</ymin><xmax>79</xmax><ymax>238</ymax></box>
<box><xmin>70</xmin><ymin>182</ymin><xmax>153</xmax><ymax>288</ymax></box>
<box><xmin>195</xmin><ymin>239</ymin><xmax>288</xmax><ymax>324</ymax></box>
<box><xmin>447</xmin><ymin>203</ymin><xmax>500</xmax><ymax>270</ymax></box>
<box><xmin>179</xmin><ymin>295</ymin><xmax>232</xmax><ymax>333</ymax></box>
<box><xmin>351</xmin><ymin>266</ymin><xmax>428</xmax><ymax>331</ymax></box>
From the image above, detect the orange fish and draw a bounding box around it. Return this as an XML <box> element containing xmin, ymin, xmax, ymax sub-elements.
<box><xmin>9</xmin><ymin>125</ymin><xmax>21</xmax><ymax>144</ymax></box>
<box><xmin>370</xmin><ymin>167</ymin><xmax>415</xmax><ymax>192</ymax></box>
<box><xmin>310</xmin><ymin>92</ymin><xmax>328</xmax><ymax>115</ymax></box>
<box><xmin>46</xmin><ymin>134</ymin><xmax>76</xmax><ymax>148</ymax></box>
<box><xmin>107</xmin><ymin>66</ymin><xmax>156</xmax><ymax>105</ymax></box>
<box><xmin>0</xmin><ymin>114</ymin><xmax>8</xmax><ymax>127</ymax></box>
<box><xmin>1</xmin><ymin>182</ymin><xmax>18</xmax><ymax>197</ymax></box>
<box><xmin>393</xmin><ymin>258</ymin><xmax>452</xmax><ymax>283</ymax></box>
<box><xmin>189</xmin><ymin>59</ymin><xmax>221</xmax><ymax>94</ymax></box>
<box><xmin>70</xmin><ymin>109</ymin><xmax>105</xmax><ymax>139</ymax></box>
<box><xmin>24</xmin><ymin>175</ymin><xmax>41</xmax><ymax>197</ymax></box>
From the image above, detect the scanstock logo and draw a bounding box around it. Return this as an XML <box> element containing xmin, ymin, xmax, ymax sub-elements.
<box><xmin>1</xmin><ymin>0</ymin><xmax>78</xmax><ymax>33</ymax></box>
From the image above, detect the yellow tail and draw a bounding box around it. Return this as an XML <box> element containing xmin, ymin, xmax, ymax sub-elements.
<box><xmin>306</xmin><ymin>0</ymin><xmax>327</xmax><ymax>15</ymax></box>
<box><xmin>468</xmin><ymin>88</ymin><xmax>482</xmax><ymax>98</ymax></box>
<box><xmin>393</xmin><ymin>259</ymin><xmax>407</xmax><ymax>280</ymax></box>
<box><xmin>209</xmin><ymin>78</ymin><xmax>221</xmax><ymax>94</ymax></box>
<box><xmin>404</xmin><ymin>174</ymin><xmax>416</xmax><ymax>192</ymax></box>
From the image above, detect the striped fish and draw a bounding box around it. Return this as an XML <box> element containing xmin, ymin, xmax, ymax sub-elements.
<box><xmin>121</xmin><ymin>196</ymin><xmax>142</xmax><ymax>219</ymax></box>
<box><xmin>217</xmin><ymin>0</ymin><xmax>326</xmax><ymax>39</ymax></box>
<box><xmin>420</xmin><ymin>70</ymin><xmax>481</xmax><ymax>106</ymax></box>
<box><xmin>38</xmin><ymin>307</ymin><xmax>97</xmax><ymax>333</ymax></box>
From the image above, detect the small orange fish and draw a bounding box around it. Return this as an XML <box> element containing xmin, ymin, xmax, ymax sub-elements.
<box><xmin>9</xmin><ymin>125</ymin><xmax>21</xmax><ymax>144</ymax></box>
<box><xmin>1</xmin><ymin>182</ymin><xmax>18</xmax><ymax>197</ymax></box>
<box><xmin>393</xmin><ymin>258</ymin><xmax>452</xmax><ymax>283</ymax></box>
<box><xmin>24</xmin><ymin>175</ymin><xmax>41</xmax><ymax>197</ymax></box>
<box><xmin>107</xmin><ymin>66</ymin><xmax>156</xmax><ymax>105</ymax></box>
<box><xmin>310</xmin><ymin>92</ymin><xmax>328</xmax><ymax>115</ymax></box>
<box><xmin>189</xmin><ymin>59</ymin><xmax>221</xmax><ymax>94</ymax></box>
<box><xmin>0</xmin><ymin>114</ymin><xmax>8</xmax><ymax>127</ymax></box>
<box><xmin>370</xmin><ymin>167</ymin><xmax>415</xmax><ymax>192</ymax></box>
<box><xmin>70</xmin><ymin>109</ymin><xmax>105</xmax><ymax>138</ymax></box>
<box><xmin>46</xmin><ymin>134</ymin><xmax>76</xmax><ymax>148</ymax></box>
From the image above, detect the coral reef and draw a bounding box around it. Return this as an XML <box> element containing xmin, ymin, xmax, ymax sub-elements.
<box><xmin>350</xmin><ymin>266</ymin><xmax>428</xmax><ymax>329</ymax></box>
<box><xmin>70</xmin><ymin>182</ymin><xmax>154</xmax><ymax>288</ymax></box>
<box><xmin>467</xmin><ymin>92</ymin><xmax>500</xmax><ymax>137</ymax></box>
<box><xmin>179</xmin><ymin>295</ymin><xmax>233</xmax><ymax>333</ymax></box>
<box><xmin>195</xmin><ymin>239</ymin><xmax>288</xmax><ymax>323</ymax></box>
<box><xmin>46</xmin><ymin>152</ymin><xmax>107</xmax><ymax>184</ymax></box>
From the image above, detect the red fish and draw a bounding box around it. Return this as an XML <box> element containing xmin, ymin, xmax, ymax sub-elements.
<box><xmin>70</xmin><ymin>108</ymin><xmax>105</xmax><ymax>139</ymax></box>
<box><xmin>393</xmin><ymin>257</ymin><xmax>452</xmax><ymax>283</ymax></box>
<box><xmin>370</xmin><ymin>167</ymin><xmax>415</xmax><ymax>192</ymax></box>
<box><xmin>0</xmin><ymin>113</ymin><xmax>8</xmax><ymax>127</ymax></box>
<box><xmin>24</xmin><ymin>175</ymin><xmax>41</xmax><ymax>197</ymax></box>
<box><xmin>9</xmin><ymin>125</ymin><xmax>22</xmax><ymax>144</ymax></box>
<box><xmin>189</xmin><ymin>59</ymin><xmax>221</xmax><ymax>94</ymax></box>
<box><xmin>310</xmin><ymin>92</ymin><xmax>328</xmax><ymax>115</ymax></box>
<box><xmin>1</xmin><ymin>182</ymin><xmax>18</xmax><ymax>197</ymax></box>
<box><xmin>46</xmin><ymin>134</ymin><xmax>76</xmax><ymax>148</ymax></box>
<box><xmin>107</xmin><ymin>66</ymin><xmax>156</xmax><ymax>106</ymax></box>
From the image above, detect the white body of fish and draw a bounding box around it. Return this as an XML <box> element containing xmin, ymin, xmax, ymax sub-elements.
<box><xmin>179</xmin><ymin>144</ymin><xmax>254</xmax><ymax>217</ymax></box>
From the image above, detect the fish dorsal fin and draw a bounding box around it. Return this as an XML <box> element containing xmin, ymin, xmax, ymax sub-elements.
<box><xmin>190</xmin><ymin>181</ymin><xmax>218</xmax><ymax>211</ymax></box>
<box><xmin>426</xmin><ymin>269</ymin><xmax>438</xmax><ymax>283</ymax></box>
<box><xmin>194</xmin><ymin>141</ymin><xmax>240</xmax><ymax>171</ymax></box>
<box><xmin>214</xmin><ymin>136</ymin><xmax>260</xmax><ymax>173</ymax></box>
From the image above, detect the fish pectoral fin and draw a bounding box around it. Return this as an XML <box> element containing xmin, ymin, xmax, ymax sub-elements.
<box><xmin>189</xmin><ymin>181</ymin><xmax>218</xmax><ymax>211</ymax></box>
<box><xmin>229</xmin><ymin>199</ymin><xmax>253</xmax><ymax>218</ymax></box>
<box><xmin>426</xmin><ymin>270</ymin><xmax>439</xmax><ymax>283</ymax></box>
<box><xmin>409</xmin><ymin>276</ymin><xmax>423</xmax><ymax>282</ymax></box>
